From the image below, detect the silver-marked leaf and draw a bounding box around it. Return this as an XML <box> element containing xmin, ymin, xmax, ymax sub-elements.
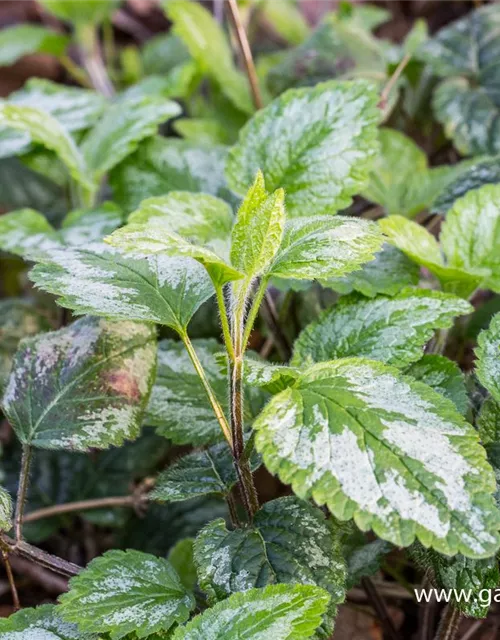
<box><xmin>0</xmin><ymin>299</ymin><xmax>51</xmax><ymax>391</ymax></box>
<box><xmin>231</xmin><ymin>171</ymin><xmax>285</xmax><ymax>278</ymax></box>
<box><xmin>406</xmin><ymin>355</ymin><xmax>468</xmax><ymax>416</ymax></box>
<box><xmin>379</xmin><ymin>215</ymin><xmax>488</xmax><ymax>298</ymax></box>
<box><xmin>244</xmin><ymin>359</ymin><xmax>300</xmax><ymax>394</ymax></box>
<box><xmin>59</xmin><ymin>549</ymin><xmax>195</xmax><ymax>640</ymax></box>
<box><xmin>478</xmin><ymin>396</ymin><xmax>500</xmax><ymax>446</ymax></box>
<box><xmin>269</xmin><ymin>216</ymin><xmax>383</xmax><ymax>280</ymax></box>
<box><xmin>81</xmin><ymin>96</ymin><xmax>181</xmax><ymax>180</ymax></box>
<box><xmin>106</xmin><ymin>192</ymin><xmax>242</xmax><ymax>287</ymax></box>
<box><xmin>422</xmin><ymin>5</ymin><xmax>500</xmax><ymax>155</ymax></box>
<box><xmin>39</xmin><ymin>0</ymin><xmax>120</xmax><ymax>25</ymax></box>
<box><xmin>340</xmin><ymin>524</ymin><xmax>392</xmax><ymax>589</ymax></box>
<box><xmin>165</xmin><ymin>0</ymin><xmax>253</xmax><ymax>115</ymax></box>
<box><xmin>476</xmin><ymin>313</ymin><xmax>500</xmax><ymax>404</ymax></box>
<box><xmin>0</xmin><ymin>487</ymin><xmax>12</xmax><ymax>531</ymax></box>
<box><xmin>29</xmin><ymin>245</ymin><xmax>213</xmax><ymax>333</ymax></box>
<box><xmin>60</xmin><ymin>202</ymin><xmax>123</xmax><ymax>245</ymax></box>
<box><xmin>327</xmin><ymin>244</ymin><xmax>420</xmax><ymax>298</ymax></box>
<box><xmin>0</xmin><ymin>104</ymin><xmax>92</xmax><ymax>196</ymax></box>
<box><xmin>171</xmin><ymin>583</ymin><xmax>330</xmax><ymax>640</ymax></box>
<box><xmin>0</xmin><ymin>604</ymin><xmax>97</xmax><ymax>639</ymax></box>
<box><xmin>2</xmin><ymin>317</ymin><xmax>156</xmax><ymax>451</ymax></box>
<box><xmin>151</xmin><ymin>441</ymin><xmax>260</xmax><ymax>502</ymax></box>
<box><xmin>254</xmin><ymin>359</ymin><xmax>500</xmax><ymax>557</ymax></box>
<box><xmin>0</xmin><ymin>631</ymin><xmax>61</xmax><ymax>640</ymax></box>
<box><xmin>0</xmin><ymin>208</ymin><xmax>63</xmax><ymax>260</ymax></box>
<box><xmin>194</xmin><ymin>497</ymin><xmax>345</xmax><ymax>638</ymax></box>
<box><xmin>441</xmin><ymin>185</ymin><xmax>500</xmax><ymax>293</ymax></box>
<box><xmin>145</xmin><ymin>339</ymin><xmax>227</xmax><ymax>446</ymax></box>
<box><xmin>226</xmin><ymin>80</ymin><xmax>379</xmax><ymax>217</ymax></box>
<box><xmin>109</xmin><ymin>137</ymin><xmax>233</xmax><ymax>213</ymax></box>
<box><xmin>0</xmin><ymin>26</ymin><xmax>69</xmax><ymax>66</ymax></box>
<box><xmin>292</xmin><ymin>290</ymin><xmax>471</xmax><ymax>368</ymax></box>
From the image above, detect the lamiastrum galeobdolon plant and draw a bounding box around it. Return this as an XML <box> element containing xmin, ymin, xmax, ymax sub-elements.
<box><xmin>1</xmin><ymin>1</ymin><xmax>500</xmax><ymax>639</ymax></box>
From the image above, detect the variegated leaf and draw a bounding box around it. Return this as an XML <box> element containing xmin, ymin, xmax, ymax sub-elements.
<box><xmin>0</xmin><ymin>604</ymin><xmax>97</xmax><ymax>639</ymax></box>
<box><xmin>476</xmin><ymin>312</ymin><xmax>500</xmax><ymax>404</ymax></box>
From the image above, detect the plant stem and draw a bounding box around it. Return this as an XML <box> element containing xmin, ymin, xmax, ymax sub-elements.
<box><xmin>379</xmin><ymin>53</ymin><xmax>411</xmax><ymax>110</ymax></box>
<box><xmin>216</xmin><ymin>285</ymin><xmax>235</xmax><ymax>361</ymax></box>
<box><xmin>242</xmin><ymin>277</ymin><xmax>268</xmax><ymax>350</ymax></box>
<box><xmin>76</xmin><ymin>24</ymin><xmax>115</xmax><ymax>98</ymax></box>
<box><xmin>1</xmin><ymin>550</ymin><xmax>20</xmax><ymax>610</ymax></box>
<box><xmin>181</xmin><ymin>332</ymin><xmax>233</xmax><ymax>448</ymax></box>
<box><xmin>361</xmin><ymin>577</ymin><xmax>401</xmax><ymax>640</ymax></box>
<box><xmin>14</xmin><ymin>444</ymin><xmax>32</xmax><ymax>544</ymax></box>
<box><xmin>23</xmin><ymin>494</ymin><xmax>148</xmax><ymax>523</ymax></box>
<box><xmin>59</xmin><ymin>55</ymin><xmax>93</xmax><ymax>88</ymax></box>
<box><xmin>435</xmin><ymin>606</ymin><xmax>461</xmax><ymax>640</ymax></box>
<box><xmin>1</xmin><ymin>535</ymin><xmax>81</xmax><ymax>577</ymax></box>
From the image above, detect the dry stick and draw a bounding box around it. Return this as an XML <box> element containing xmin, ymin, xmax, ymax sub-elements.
<box><xmin>14</xmin><ymin>444</ymin><xmax>32</xmax><ymax>544</ymax></box>
<box><xmin>225</xmin><ymin>0</ymin><xmax>292</xmax><ymax>362</ymax></box>
<box><xmin>379</xmin><ymin>53</ymin><xmax>411</xmax><ymax>111</ymax></box>
<box><xmin>361</xmin><ymin>576</ymin><xmax>402</xmax><ymax>640</ymax></box>
<box><xmin>435</xmin><ymin>606</ymin><xmax>462</xmax><ymax>640</ymax></box>
<box><xmin>23</xmin><ymin>494</ymin><xmax>148</xmax><ymax>523</ymax></box>
<box><xmin>459</xmin><ymin>620</ymin><xmax>484</xmax><ymax>640</ymax></box>
<box><xmin>1</xmin><ymin>535</ymin><xmax>81</xmax><ymax>578</ymax></box>
<box><xmin>2</xmin><ymin>550</ymin><xmax>20</xmax><ymax>611</ymax></box>
<box><xmin>8</xmin><ymin>555</ymin><xmax>69</xmax><ymax>595</ymax></box>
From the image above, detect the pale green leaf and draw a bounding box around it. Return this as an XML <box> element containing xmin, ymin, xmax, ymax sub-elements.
<box><xmin>165</xmin><ymin>0</ymin><xmax>253</xmax><ymax>115</ymax></box>
<box><xmin>231</xmin><ymin>171</ymin><xmax>285</xmax><ymax>278</ymax></box>
<box><xmin>226</xmin><ymin>80</ymin><xmax>379</xmax><ymax>217</ymax></box>
<box><xmin>2</xmin><ymin>317</ymin><xmax>156</xmax><ymax>451</ymax></box>
<box><xmin>327</xmin><ymin>244</ymin><xmax>420</xmax><ymax>298</ymax></box>
<box><xmin>174</xmin><ymin>118</ymin><xmax>229</xmax><ymax>145</ymax></box>
<box><xmin>261</xmin><ymin>0</ymin><xmax>310</xmax><ymax>45</ymax></box>
<box><xmin>292</xmin><ymin>289</ymin><xmax>471</xmax><ymax>368</ymax></box>
<box><xmin>168</xmin><ymin>539</ymin><xmax>197</xmax><ymax>592</ymax></box>
<box><xmin>440</xmin><ymin>184</ymin><xmax>500</xmax><ymax>293</ymax></box>
<box><xmin>476</xmin><ymin>313</ymin><xmax>500</xmax><ymax>404</ymax></box>
<box><xmin>406</xmin><ymin>355</ymin><xmax>468</xmax><ymax>416</ymax></box>
<box><xmin>0</xmin><ymin>104</ymin><xmax>92</xmax><ymax>195</ymax></box>
<box><xmin>141</xmin><ymin>33</ymin><xmax>190</xmax><ymax>76</ymax></box>
<box><xmin>402</xmin><ymin>19</ymin><xmax>428</xmax><ymax>56</ymax></box>
<box><xmin>269</xmin><ymin>216</ymin><xmax>384</xmax><ymax>280</ymax></box>
<box><xmin>39</xmin><ymin>0</ymin><xmax>120</xmax><ymax>25</ymax></box>
<box><xmin>254</xmin><ymin>359</ymin><xmax>500</xmax><ymax>557</ymax></box>
<box><xmin>0</xmin><ymin>25</ymin><xmax>69</xmax><ymax>66</ymax></box>
<box><xmin>109</xmin><ymin>137</ymin><xmax>232</xmax><ymax>213</ymax></box>
<box><xmin>171</xmin><ymin>583</ymin><xmax>330</xmax><ymax>640</ymax></box>
<box><xmin>478</xmin><ymin>396</ymin><xmax>500</xmax><ymax>446</ymax></box>
<box><xmin>29</xmin><ymin>245</ymin><xmax>213</xmax><ymax>332</ymax></box>
<box><xmin>0</xmin><ymin>604</ymin><xmax>97</xmax><ymax>639</ymax></box>
<box><xmin>81</xmin><ymin>96</ymin><xmax>181</xmax><ymax>179</ymax></box>
<box><xmin>194</xmin><ymin>497</ymin><xmax>345</xmax><ymax>636</ymax></box>
<box><xmin>244</xmin><ymin>359</ymin><xmax>300</xmax><ymax>394</ymax></box>
<box><xmin>152</xmin><ymin>441</ymin><xmax>260</xmax><ymax>503</ymax></box>
<box><xmin>59</xmin><ymin>549</ymin><xmax>195</xmax><ymax>640</ymax></box>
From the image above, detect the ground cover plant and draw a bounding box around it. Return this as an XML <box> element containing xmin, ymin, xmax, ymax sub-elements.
<box><xmin>1</xmin><ymin>1</ymin><xmax>500</xmax><ymax>638</ymax></box>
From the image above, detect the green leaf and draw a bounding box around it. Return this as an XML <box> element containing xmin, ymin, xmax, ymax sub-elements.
<box><xmin>109</xmin><ymin>137</ymin><xmax>233</xmax><ymax>213</ymax></box>
<box><xmin>244</xmin><ymin>359</ymin><xmax>300</xmax><ymax>394</ymax></box>
<box><xmin>406</xmin><ymin>355</ymin><xmax>468</xmax><ymax>416</ymax></box>
<box><xmin>152</xmin><ymin>441</ymin><xmax>260</xmax><ymax>503</ymax></box>
<box><xmin>478</xmin><ymin>396</ymin><xmax>500</xmax><ymax>446</ymax></box>
<box><xmin>59</xmin><ymin>549</ymin><xmax>195</xmax><ymax>640</ymax></box>
<box><xmin>106</xmin><ymin>191</ymin><xmax>242</xmax><ymax>287</ymax></box>
<box><xmin>2</xmin><ymin>317</ymin><xmax>156</xmax><ymax>451</ymax></box>
<box><xmin>327</xmin><ymin>244</ymin><xmax>420</xmax><ymax>298</ymax></box>
<box><xmin>60</xmin><ymin>202</ymin><xmax>123</xmax><ymax>245</ymax></box>
<box><xmin>0</xmin><ymin>487</ymin><xmax>12</xmax><ymax>531</ymax></box>
<box><xmin>145</xmin><ymin>339</ymin><xmax>227</xmax><ymax>446</ymax></box>
<box><xmin>432</xmin><ymin>156</ymin><xmax>500</xmax><ymax>214</ymax></box>
<box><xmin>292</xmin><ymin>290</ymin><xmax>471</xmax><ymax>368</ymax></box>
<box><xmin>165</xmin><ymin>0</ymin><xmax>253</xmax><ymax>115</ymax></box>
<box><xmin>39</xmin><ymin>0</ymin><xmax>120</xmax><ymax>25</ymax></box>
<box><xmin>411</xmin><ymin>544</ymin><xmax>499</xmax><ymax>618</ymax></box>
<box><xmin>226</xmin><ymin>80</ymin><xmax>379</xmax><ymax>217</ymax></box>
<box><xmin>340</xmin><ymin>524</ymin><xmax>392</xmax><ymax>589</ymax></box>
<box><xmin>440</xmin><ymin>185</ymin><xmax>500</xmax><ymax>293</ymax></box>
<box><xmin>476</xmin><ymin>313</ymin><xmax>500</xmax><ymax>404</ymax></box>
<box><xmin>422</xmin><ymin>5</ymin><xmax>500</xmax><ymax>155</ymax></box>
<box><xmin>0</xmin><ymin>25</ymin><xmax>69</xmax><ymax>66</ymax></box>
<box><xmin>29</xmin><ymin>245</ymin><xmax>213</xmax><ymax>332</ymax></box>
<box><xmin>174</xmin><ymin>118</ymin><xmax>229</xmax><ymax>145</ymax></box>
<box><xmin>194</xmin><ymin>497</ymin><xmax>345</xmax><ymax>635</ymax></box>
<box><xmin>253</xmin><ymin>358</ymin><xmax>500</xmax><ymax>557</ymax></box>
<box><xmin>81</xmin><ymin>96</ymin><xmax>181</xmax><ymax>180</ymax></box>
<box><xmin>141</xmin><ymin>33</ymin><xmax>190</xmax><ymax>76</ymax></box>
<box><xmin>171</xmin><ymin>583</ymin><xmax>330</xmax><ymax>640</ymax></box>
<box><xmin>231</xmin><ymin>172</ymin><xmax>285</xmax><ymax>279</ymax></box>
<box><xmin>261</xmin><ymin>0</ymin><xmax>310</xmax><ymax>45</ymax></box>
<box><xmin>379</xmin><ymin>215</ymin><xmax>488</xmax><ymax>298</ymax></box>
<box><xmin>0</xmin><ymin>104</ymin><xmax>93</xmax><ymax>196</ymax></box>
<box><xmin>269</xmin><ymin>217</ymin><xmax>384</xmax><ymax>280</ymax></box>
<box><xmin>0</xmin><ymin>299</ymin><xmax>51</xmax><ymax>392</ymax></box>
<box><xmin>0</xmin><ymin>604</ymin><xmax>97</xmax><ymax>639</ymax></box>
<box><xmin>168</xmin><ymin>539</ymin><xmax>197</xmax><ymax>592</ymax></box>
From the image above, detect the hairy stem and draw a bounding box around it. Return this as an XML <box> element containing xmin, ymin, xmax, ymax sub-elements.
<box><xmin>242</xmin><ymin>277</ymin><xmax>269</xmax><ymax>350</ymax></box>
<box><xmin>216</xmin><ymin>285</ymin><xmax>235</xmax><ymax>361</ymax></box>
<box><xmin>1</xmin><ymin>535</ymin><xmax>81</xmax><ymax>577</ymax></box>
<box><xmin>435</xmin><ymin>605</ymin><xmax>461</xmax><ymax>640</ymax></box>
<box><xmin>182</xmin><ymin>332</ymin><xmax>233</xmax><ymax>448</ymax></box>
<box><xmin>2</xmin><ymin>550</ymin><xmax>20</xmax><ymax>611</ymax></box>
<box><xmin>14</xmin><ymin>444</ymin><xmax>32</xmax><ymax>544</ymax></box>
<box><xmin>379</xmin><ymin>53</ymin><xmax>411</xmax><ymax>110</ymax></box>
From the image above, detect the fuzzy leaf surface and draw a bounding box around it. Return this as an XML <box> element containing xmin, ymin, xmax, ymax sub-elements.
<box><xmin>244</xmin><ymin>360</ymin><xmax>300</xmax><ymax>394</ymax></box>
<box><xmin>171</xmin><ymin>583</ymin><xmax>330</xmax><ymax>640</ymax></box>
<box><xmin>168</xmin><ymin>539</ymin><xmax>197</xmax><ymax>591</ymax></box>
<box><xmin>292</xmin><ymin>290</ymin><xmax>471</xmax><ymax>368</ymax></box>
<box><xmin>59</xmin><ymin>549</ymin><xmax>195</xmax><ymax>639</ymax></box>
<box><xmin>0</xmin><ymin>26</ymin><xmax>69</xmax><ymax>66</ymax></box>
<box><xmin>478</xmin><ymin>397</ymin><xmax>500</xmax><ymax>446</ymax></box>
<box><xmin>0</xmin><ymin>604</ymin><xmax>97</xmax><ymax>639</ymax></box>
<box><xmin>476</xmin><ymin>313</ymin><xmax>500</xmax><ymax>404</ymax></box>
<box><xmin>2</xmin><ymin>317</ymin><xmax>156</xmax><ymax>451</ymax></box>
<box><xmin>29</xmin><ymin>245</ymin><xmax>213</xmax><ymax>332</ymax></box>
<box><xmin>226</xmin><ymin>80</ymin><xmax>379</xmax><ymax>217</ymax></box>
<box><xmin>253</xmin><ymin>359</ymin><xmax>500</xmax><ymax>557</ymax></box>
